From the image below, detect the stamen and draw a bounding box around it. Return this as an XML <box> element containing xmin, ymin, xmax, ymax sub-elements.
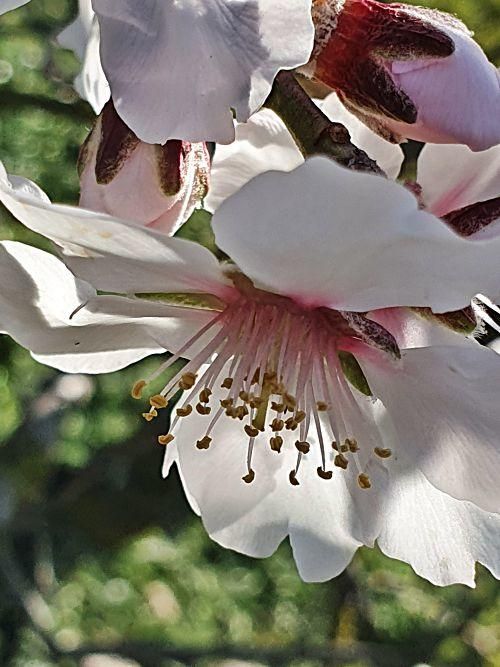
<box><xmin>334</xmin><ymin>453</ymin><xmax>349</xmax><ymax>469</ymax></box>
<box><xmin>357</xmin><ymin>473</ymin><xmax>371</xmax><ymax>490</ymax></box>
<box><xmin>374</xmin><ymin>447</ymin><xmax>392</xmax><ymax>458</ymax></box>
<box><xmin>221</xmin><ymin>377</ymin><xmax>233</xmax><ymax>389</ymax></box>
<box><xmin>131</xmin><ymin>380</ymin><xmax>147</xmax><ymax>399</ymax></box>
<box><xmin>196</xmin><ymin>435</ymin><xmax>212</xmax><ymax>449</ymax></box>
<box><xmin>179</xmin><ymin>372</ymin><xmax>197</xmax><ymax>390</ymax></box>
<box><xmin>317</xmin><ymin>467</ymin><xmax>333</xmax><ymax>480</ymax></box>
<box><xmin>270</xmin><ymin>435</ymin><xmax>283</xmax><ymax>452</ymax></box>
<box><xmin>196</xmin><ymin>403</ymin><xmax>211</xmax><ymax>415</ymax></box>
<box><xmin>142</xmin><ymin>409</ymin><xmax>158</xmax><ymax>422</ymax></box>
<box><xmin>150</xmin><ymin>394</ymin><xmax>168</xmax><ymax>409</ymax></box>
<box><xmin>295</xmin><ymin>440</ymin><xmax>310</xmax><ymax>454</ymax></box>
<box><xmin>158</xmin><ymin>434</ymin><xmax>174</xmax><ymax>446</ymax></box>
<box><xmin>176</xmin><ymin>404</ymin><xmax>193</xmax><ymax>417</ymax></box>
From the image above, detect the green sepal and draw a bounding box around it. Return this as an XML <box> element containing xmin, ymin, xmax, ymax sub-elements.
<box><xmin>338</xmin><ymin>351</ymin><xmax>372</xmax><ymax>396</ymax></box>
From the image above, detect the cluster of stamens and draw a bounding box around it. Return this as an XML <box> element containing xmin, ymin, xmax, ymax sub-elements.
<box><xmin>131</xmin><ymin>293</ymin><xmax>394</xmax><ymax>490</ymax></box>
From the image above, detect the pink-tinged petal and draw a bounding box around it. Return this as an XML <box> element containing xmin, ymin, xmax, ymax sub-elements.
<box><xmin>213</xmin><ymin>157</ymin><xmax>500</xmax><ymax>313</ymax></box>
<box><xmin>359</xmin><ymin>343</ymin><xmax>500</xmax><ymax>514</ymax></box>
<box><xmin>93</xmin><ymin>0</ymin><xmax>314</xmax><ymax>143</ymax></box>
<box><xmin>417</xmin><ymin>143</ymin><xmax>500</xmax><ymax>217</ymax></box>
<box><xmin>0</xmin><ymin>162</ymin><xmax>232</xmax><ymax>298</ymax></box>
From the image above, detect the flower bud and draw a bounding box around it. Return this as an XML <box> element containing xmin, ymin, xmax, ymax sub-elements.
<box><xmin>308</xmin><ymin>0</ymin><xmax>500</xmax><ymax>151</ymax></box>
<box><xmin>78</xmin><ymin>101</ymin><xmax>210</xmax><ymax>234</ymax></box>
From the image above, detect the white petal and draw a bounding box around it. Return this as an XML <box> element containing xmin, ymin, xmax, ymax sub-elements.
<box><xmin>0</xmin><ymin>0</ymin><xmax>30</xmax><ymax>14</ymax></box>
<box><xmin>320</xmin><ymin>93</ymin><xmax>404</xmax><ymax>179</ymax></box>
<box><xmin>379</xmin><ymin>462</ymin><xmax>500</xmax><ymax>587</ymax></box>
<box><xmin>213</xmin><ymin>157</ymin><xmax>500</xmax><ymax>313</ymax></box>
<box><xmin>0</xmin><ymin>162</ymin><xmax>231</xmax><ymax>297</ymax></box>
<box><xmin>93</xmin><ymin>0</ymin><xmax>314</xmax><ymax>143</ymax></box>
<box><xmin>205</xmin><ymin>109</ymin><xmax>303</xmax><ymax>213</ymax></box>
<box><xmin>417</xmin><ymin>143</ymin><xmax>500</xmax><ymax>217</ymax></box>
<box><xmin>359</xmin><ymin>343</ymin><xmax>500</xmax><ymax>514</ymax></box>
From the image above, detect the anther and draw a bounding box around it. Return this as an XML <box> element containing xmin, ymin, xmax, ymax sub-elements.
<box><xmin>270</xmin><ymin>418</ymin><xmax>284</xmax><ymax>431</ymax></box>
<box><xmin>179</xmin><ymin>372</ymin><xmax>197</xmax><ymax>390</ymax></box>
<box><xmin>131</xmin><ymin>380</ymin><xmax>147</xmax><ymax>399</ymax></box>
<box><xmin>221</xmin><ymin>377</ymin><xmax>233</xmax><ymax>389</ymax></box>
<box><xmin>244</xmin><ymin>424</ymin><xmax>259</xmax><ymax>438</ymax></box>
<box><xmin>196</xmin><ymin>435</ymin><xmax>212</xmax><ymax>449</ymax></box>
<box><xmin>271</xmin><ymin>401</ymin><xmax>285</xmax><ymax>413</ymax></box>
<box><xmin>331</xmin><ymin>441</ymin><xmax>338</xmax><ymax>451</ymax></box>
<box><xmin>374</xmin><ymin>447</ymin><xmax>392</xmax><ymax>459</ymax></box>
<box><xmin>142</xmin><ymin>409</ymin><xmax>158</xmax><ymax>422</ymax></box>
<box><xmin>158</xmin><ymin>434</ymin><xmax>174</xmax><ymax>446</ymax></box>
<box><xmin>340</xmin><ymin>443</ymin><xmax>349</xmax><ymax>453</ymax></box>
<box><xmin>285</xmin><ymin>417</ymin><xmax>298</xmax><ymax>431</ymax></box>
<box><xmin>239</xmin><ymin>391</ymin><xmax>250</xmax><ymax>402</ymax></box>
<box><xmin>220</xmin><ymin>398</ymin><xmax>234</xmax><ymax>409</ymax></box>
<box><xmin>196</xmin><ymin>403</ymin><xmax>211</xmax><ymax>415</ymax></box>
<box><xmin>176</xmin><ymin>404</ymin><xmax>193</xmax><ymax>417</ymax></box>
<box><xmin>334</xmin><ymin>453</ymin><xmax>349</xmax><ymax>470</ymax></box>
<box><xmin>289</xmin><ymin>470</ymin><xmax>300</xmax><ymax>486</ymax></box>
<box><xmin>270</xmin><ymin>436</ymin><xmax>283</xmax><ymax>452</ymax></box>
<box><xmin>199</xmin><ymin>388</ymin><xmax>212</xmax><ymax>403</ymax></box>
<box><xmin>317</xmin><ymin>467</ymin><xmax>333</xmax><ymax>480</ymax></box>
<box><xmin>283</xmin><ymin>392</ymin><xmax>296</xmax><ymax>409</ymax></box>
<box><xmin>358</xmin><ymin>473</ymin><xmax>371</xmax><ymax>489</ymax></box>
<box><xmin>316</xmin><ymin>401</ymin><xmax>329</xmax><ymax>411</ymax></box>
<box><xmin>250</xmin><ymin>368</ymin><xmax>261</xmax><ymax>385</ymax></box>
<box><xmin>236</xmin><ymin>405</ymin><xmax>249</xmax><ymax>420</ymax></box>
<box><xmin>346</xmin><ymin>438</ymin><xmax>359</xmax><ymax>452</ymax></box>
<box><xmin>294</xmin><ymin>410</ymin><xmax>306</xmax><ymax>424</ymax></box>
<box><xmin>150</xmin><ymin>394</ymin><xmax>168</xmax><ymax>409</ymax></box>
<box><xmin>242</xmin><ymin>469</ymin><xmax>256</xmax><ymax>483</ymax></box>
<box><xmin>295</xmin><ymin>441</ymin><xmax>310</xmax><ymax>454</ymax></box>
<box><xmin>249</xmin><ymin>395</ymin><xmax>264</xmax><ymax>409</ymax></box>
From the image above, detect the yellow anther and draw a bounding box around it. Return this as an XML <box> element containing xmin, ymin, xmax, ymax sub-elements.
<box><xmin>270</xmin><ymin>418</ymin><xmax>284</xmax><ymax>432</ymax></box>
<box><xmin>357</xmin><ymin>473</ymin><xmax>371</xmax><ymax>489</ymax></box>
<box><xmin>150</xmin><ymin>394</ymin><xmax>168</xmax><ymax>409</ymax></box>
<box><xmin>334</xmin><ymin>453</ymin><xmax>349</xmax><ymax>470</ymax></box>
<box><xmin>199</xmin><ymin>388</ymin><xmax>212</xmax><ymax>403</ymax></box>
<box><xmin>221</xmin><ymin>377</ymin><xmax>233</xmax><ymax>389</ymax></box>
<box><xmin>317</xmin><ymin>467</ymin><xmax>333</xmax><ymax>480</ymax></box>
<box><xmin>316</xmin><ymin>401</ymin><xmax>329</xmax><ymax>412</ymax></box>
<box><xmin>158</xmin><ymin>434</ymin><xmax>174</xmax><ymax>446</ymax></box>
<box><xmin>294</xmin><ymin>410</ymin><xmax>306</xmax><ymax>424</ymax></box>
<box><xmin>142</xmin><ymin>409</ymin><xmax>158</xmax><ymax>422</ymax></box>
<box><xmin>295</xmin><ymin>440</ymin><xmax>310</xmax><ymax>454</ymax></box>
<box><xmin>289</xmin><ymin>470</ymin><xmax>300</xmax><ymax>486</ymax></box>
<box><xmin>179</xmin><ymin>372</ymin><xmax>197</xmax><ymax>390</ymax></box>
<box><xmin>374</xmin><ymin>447</ymin><xmax>392</xmax><ymax>459</ymax></box>
<box><xmin>220</xmin><ymin>398</ymin><xmax>234</xmax><ymax>409</ymax></box>
<box><xmin>244</xmin><ymin>424</ymin><xmax>260</xmax><ymax>438</ymax></box>
<box><xmin>196</xmin><ymin>435</ymin><xmax>212</xmax><ymax>449</ymax></box>
<box><xmin>196</xmin><ymin>403</ymin><xmax>211</xmax><ymax>415</ymax></box>
<box><xmin>176</xmin><ymin>404</ymin><xmax>193</xmax><ymax>417</ymax></box>
<box><xmin>131</xmin><ymin>380</ymin><xmax>147</xmax><ymax>399</ymax></box>
<box><xmin>270</xmin><ymin>435</ymin><xmax>283</xmax><ymax>452</ymax></box>
<box><xmin>285</xmin><ymin>417</ymin><xmax>298</xmax><ymax>431</ymax></box>
<box><xmin>271</xmin><ymin>401</ymin><xmax>285</xmax><ymax>413</ymax></box>
<box><xmin>242</xmin><ymin>469</ymin><xmax>256</xmax><ymax>484</ymax></box>
<box><xmin>346</xmin><ymin>438</ymin><xmax>359</xmax><ymax>452</ymax></box>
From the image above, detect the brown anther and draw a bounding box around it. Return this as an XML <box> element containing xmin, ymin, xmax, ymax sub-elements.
<box><xmin>244</xmin><ymin>424</ymin><xmax>259</xmax><ymax>438</ymax></box>
<box><xmin>242</xmin><ymin>469</ymin><xmax>256</xmax><ymax>484</ymax></box>
<box><xmin>239</xmin><ymin>390</ymin><xmax>250</xmax><ymax>402</ymax></box>
<box><xmin>150</xmin><ymin>394</ymin><xmax>168</xmax><ymax>409</ymax></box>
<box><xmin>176</xmin><ymin>404</ymin><xmax>193</xmax><ymax>417</ymax></box>
<box><xmin>331</xmin><ymin>441</ymin><xmax>339</xmax><ymax>451</ymax></box>
<box><xmin>271</xmin><ymin>401</ymin><xmax>285</xmax><ymax>413</ymax></box>
<box><xmin>317</xmin><ymin>467</ymin><xmax>333</xmax><ymax>480</ymax></box>
<box><xmin>236</xmin><ymin>405</ymin><xmax>249</xmax><ymax>420</ymax></box>
<box><xmin>221</xmin><ymin>377</ymin><xmax>233</xmax><ymax>389</ymax></box>
<box><xmin>225</xmin><ymin>406</ymin><xmax>238</xmax><ymax>418</ymax></box>
<box><xmin>142</xmin><ymin>409</ymin><xmax>158</xmax><ymax>422</ymax></box>
<box><xmin>295</xmin><ymin>440</ymin><xmax>310</xmax><ymax>454</ymax></box>
<box><xmin>270</xmin><ymin>418</ymin><xmax>284</xmax><ymax>432</ymax></box>
<box><xmin>131</xmin><ymin>379</ymin><xmax>147</xmax><ymax>399</ymax></box>
<box><xmin>285</xmin><ymin>418</ymin><xmax>298</xmax><ymax>431</ymax></box>
<box><xmin>346</xmin><ymin>438</ymin><xmax>359</xmax><ymax>453</ymax></box>
<box><xmin>199</xmin><ymin>388</ymin><xmax>212</xmax><ymax>403</ymax></box>
<box><xmin>179</xmin><ymin>372</ymin><xmax>197</xmax><ymax>390</ymax></box>
<box><xmin>249</xmin><ymin>395</ymin><xmax>264</xmax><ymax>409</ymax></box>
<box><xmin>250</xmin><ymin>368</ymin><xmax>261</xmax><ymax>385</ymax></box>
<box><xmin>270</xmin><ymin>435</ymin><xmax>283</xmax><ymax>452</ymax></box>
<box><xmin>289</xmin><ymin>470</ymin><xmax>300</xmax><ymax>486</ymax></box>
<box><xmin>283</xmin><ymin>392</ymin><xmax>296</xmax><ymax>409</ymax></box>
<box><xmin>158</xmin><ymin>433</ymin><xmax>174</xmax><ymax>446</ymax></box>
<box><xmin>358</xmin><ymin>473</ymin><xmax>371</xmax><ymax>490</ymax></box>
<box><xmin>294</xmin><ymin>410</ymin><xmax>306</xmax><ymax>424</ymax></box>
<box><xmin>340</xmin><ymin>444</ymin><xmax>349</xmax><ymax>453</ymax></box>
<box><xmin>374</xmin><ymin>447</ymin><xmax>392</xmax><ymax>459</ymax></box>
<box><xmin>316</xmin><ymin>401</ymin><xmax>329</xmax><ymax>412</ymax></box>
<box><xmin>196</xmin><ymin>435</ymin><xmax>212</xmax><ymax>450</ymax></box>
<box><xmin>334</xmin><ymin>454</ymin><xmax>349</xmax><ymax>470</ymax></box>
<box><xmin>196</xmin><ymin>403</ymin><xmax>211</xmax><ymax>415</ymax></box>
<box><xmin>220</xmin><ymin>397</ymin><xmax>234</xmax><ymax>409</ymax></box>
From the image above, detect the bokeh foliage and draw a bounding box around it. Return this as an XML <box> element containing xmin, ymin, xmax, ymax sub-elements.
<box><xmin>0</xmin><ymin>1</ymin><xmax>500</xmax><ymax>666</ymax></box>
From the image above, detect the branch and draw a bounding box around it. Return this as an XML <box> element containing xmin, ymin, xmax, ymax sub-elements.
<box><xmin>265</xmin><ymin>71</ymin><xmax>384</xmax><ymax>175</ymax></box>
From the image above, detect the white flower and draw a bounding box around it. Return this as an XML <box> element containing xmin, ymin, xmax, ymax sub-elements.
<box><xmin>1</xmin><ymin>158</ymin><xmax>500</xmax><ymax>585</ymax></box>
<box><xmin>57</xmin><ymin>0</ymin><xmax>110</xmax><ymax>113</ymax></box>
<box><xmin>91</xmin><ymin>0</ymin><xmax>315</xmax><ymax>143</ymax></box>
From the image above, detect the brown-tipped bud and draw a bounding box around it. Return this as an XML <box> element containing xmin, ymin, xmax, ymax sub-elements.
<box><xmin>79</xmin><ymin>100</ymin><xmax>210</xmax><ymax>234</ymax></box>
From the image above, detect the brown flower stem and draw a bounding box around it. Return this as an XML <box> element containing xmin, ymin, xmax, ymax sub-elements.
<box><xmin>265</xmin><ymin>70</ymin><xmax>384</xmax><ymax>175</ymax></box>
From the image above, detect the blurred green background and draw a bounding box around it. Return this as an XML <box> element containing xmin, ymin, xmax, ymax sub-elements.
<box><xmin>0</xmin><ymin>1</ymin><xmax>499</xmax><ymax>665</ymax></box>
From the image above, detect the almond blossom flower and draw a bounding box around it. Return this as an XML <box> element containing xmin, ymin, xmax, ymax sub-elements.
<box><xmin>1</xmin><ymin>158</ymin><xmax>500</xmax><ymax>584</ymax></box>
<box><xmin>79</xmin><ymin>101</ymin><xmax>210</xmax><ymax>235</ymax></box>
<box><xmin>90</xmin><ymin>0</ymin><xmax>314</xmax><ymax>144</ymax></box>
<box><xmin>307</xmin><ymin>0</ymin><xmax>500</xmax><ymax>151</ymax></box>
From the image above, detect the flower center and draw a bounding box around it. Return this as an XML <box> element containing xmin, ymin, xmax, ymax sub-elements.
<box><xmin>132</xmin><ymin>276</ymin><xmax>393</xmax><ymax>489</ymax></box>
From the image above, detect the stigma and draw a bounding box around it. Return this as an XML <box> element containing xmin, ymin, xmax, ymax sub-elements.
<box><xmin>131</xmin><ymin>275</ymin><xmax>396</xmax><ymax>489</ymax></box>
